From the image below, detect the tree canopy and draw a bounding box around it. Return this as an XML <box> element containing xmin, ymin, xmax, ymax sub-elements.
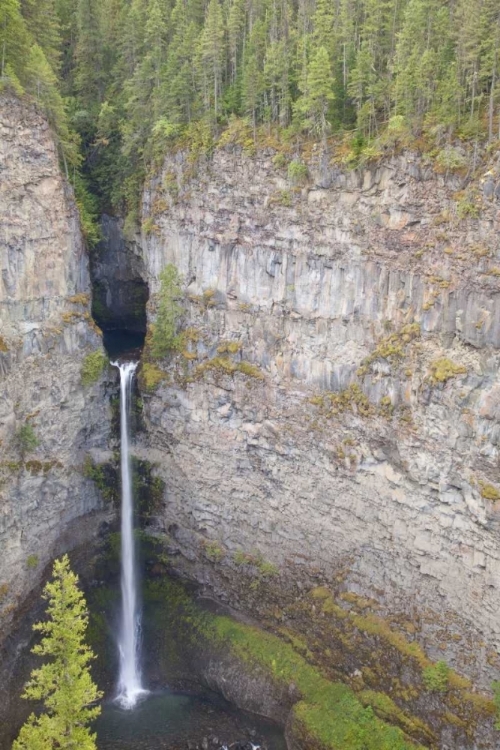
<box><xmin>3</xmin><ymin>0</ymin><xmax>500</xmax><ymax>224</ymax></box>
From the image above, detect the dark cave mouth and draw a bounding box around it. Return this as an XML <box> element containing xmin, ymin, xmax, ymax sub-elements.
<box><xmin>94</xmin><ymin>276</ymin><xmax>149</xmax><ymax>358</ymax></box>
<box><xmin>89</xmin><ymin>214</ymin><xmax>150</xmax><ymax>359</ymax></box>
<box><xmin>102</xmin><ymin>328</ymin><xmax>146</xmax><ymax>360</ymax></box>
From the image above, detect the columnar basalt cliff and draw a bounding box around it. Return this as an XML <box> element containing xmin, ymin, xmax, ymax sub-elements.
<box><xmin>0</xmin><ymin>96</ymin><xmax>111</xmax><ymax>641</ymax></box>
<box><xmin>136</xmin><ymin>145</ymin><xmax>500</xmax><ymax>712</ymax></box>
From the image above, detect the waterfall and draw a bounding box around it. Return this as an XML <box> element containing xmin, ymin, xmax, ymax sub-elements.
<box><xmin>113</xmin><ymin>360</ymin><xmax>146</xmax><ymax>709</ymax></box>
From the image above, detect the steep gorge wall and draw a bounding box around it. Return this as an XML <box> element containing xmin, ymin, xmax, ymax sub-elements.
<box><xmin>136</xmin><ymin>145</ymin><xmax>500</xmax><ymax>699</ymax></box>
<box><xmin>0</xmin><ymin>95</ymin><xmax>112</xmax><ymax>643</ymax></box>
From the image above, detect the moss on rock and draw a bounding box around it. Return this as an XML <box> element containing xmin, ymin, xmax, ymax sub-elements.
<box><xmin>145</xmin><ymin>577</ymin><xmax>422</xmax><ymax>750</ymax></box>
<box><xmin>427</xmin><ymin>358</ymin><xmax>467</xmax><ymax>385</ymax></box>
<box><xmin>81</xmin><ymin>350</ymin><xmax>108</xmax><ymax>386</ymax></box>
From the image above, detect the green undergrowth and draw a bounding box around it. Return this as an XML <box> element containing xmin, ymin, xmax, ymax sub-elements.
<box><xmin>81</xmin><ymin>350</ymin><xmax>108</xmax><ymax>386</ymax></box>
<box><xmin>146</xmin><ymin>577</ymin><xmax>420</xmax><ymax>750</ymax></box>
<box><xmin>82</xmin><ymin>455</ymin><xmax>119</xmax><ymax>506</ymax></box>
<box><xmin>194</xmin><ymin>356</ymin><xmax>264</xmax><ymax>381</ymax></box>
<box><xmin>427</xmin><ymin>358</ymin><xmax>467</xmax><ymax>385</ymax></box>
<box><xmin>357</xmin><ymin>691</ymin><xmax>434</xmax><ymax>744</ymax></box>
<box><xmin>357</xmin><ymin>324</ymin><xmax>421</xmax><ymax>378</ymax></box>
<box><xmin>139</xmin><ymin>362</ymin><xmax>169</xmax><ymax>392</ymax></box>
<box><xmin>314</xmin><ymin>588</ymin><xmax>496</xmax><ymax>726</ymax></box>
<box><xmin>216</xmin><ymin>617</ymin><xmax>420</xmax><ymax>749</ymax></box>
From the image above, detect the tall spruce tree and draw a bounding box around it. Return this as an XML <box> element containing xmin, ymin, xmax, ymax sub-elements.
<box><xmin>13</xmin><ymin>555</ymin><xmax>102</xmax><ymax>750</ymax></box>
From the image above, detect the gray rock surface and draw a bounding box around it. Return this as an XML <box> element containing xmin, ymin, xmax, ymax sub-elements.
<box><xmin>137</xmin><ymin>147</ymin><xmax>500</xmax><ymax>694</ymax></box>
<box><xmin>0</xmin><ymin>95</ymin><xmax>112</xmax><ymax>637</ymax></box>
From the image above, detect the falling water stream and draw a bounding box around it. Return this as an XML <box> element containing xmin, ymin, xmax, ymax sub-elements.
<box><xmin>113</xmin><ymin>360</ymin><xmax>146</xmax><ymax>709</ymax></box>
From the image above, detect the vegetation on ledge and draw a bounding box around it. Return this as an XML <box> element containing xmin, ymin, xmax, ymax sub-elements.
<box><xmin>217</xmin><ymin>616</ymin><xmax>420</xmax><ymax>750</ymax></box>
<box><xmin>146</xmin><ymin>577</ymin><xmax>420</xmax><ymax>750</ymax></box>
<box><xmin>139</xmin><ymin>362</ymin><xmax>169</xmax><ymax>392</ymax></box>
<box><xmin>150</xmin><ymin>265</ymin><xmax>183</xmax><ymax>358</ymax></box>
<box><xmin>15</xmin><ymin>423</ymin><xmax>39</xmax><ymax>455</ymax></box>
<box><xmin>81</xmin><ymin>350</ymin><xmax>108</xmax><ymax>386</ymax></box>
<box><xmin>427</xmin><ymin>357</ymin><xmax>467</xmax><ymax>385</ymax></box>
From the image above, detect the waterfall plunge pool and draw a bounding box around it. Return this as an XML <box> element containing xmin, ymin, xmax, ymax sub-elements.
<box><xmin>95</xmin><ymin>689</ymin><xmax>287</xmax><ymax>750</ymax></box>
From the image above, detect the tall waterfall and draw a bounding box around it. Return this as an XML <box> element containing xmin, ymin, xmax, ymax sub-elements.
<box><xmin>113</xmin><ymin>360</ymin><xmax>146</xmax><ymax>709</ymax></box>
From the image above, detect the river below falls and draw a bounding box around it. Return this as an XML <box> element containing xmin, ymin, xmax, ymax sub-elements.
<box><xmin>94</xmin><ymin>689</ymin><xmax>287</xmax><ymax>750</ymax></box>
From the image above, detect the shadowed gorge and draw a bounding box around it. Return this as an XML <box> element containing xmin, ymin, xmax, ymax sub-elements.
<box><xmin>91</xmin><ymin>215</ymin><xmax>149</xmax><ymax>346</ymax></box>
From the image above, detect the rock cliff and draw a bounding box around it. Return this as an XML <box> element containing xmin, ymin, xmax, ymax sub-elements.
<box><xmin>136</xmin><ymin>144</ymin><xmax>500</xmax><ymax>714</ymax></box>
<box><xmin>0</xmin><ymin>95</ymin><xmax>111</xmax><ymax>640</ymax></box>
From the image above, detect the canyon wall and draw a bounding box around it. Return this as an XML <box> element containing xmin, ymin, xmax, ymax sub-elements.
<box><xmin>0</xmin><ymin>95</ymin><xmax>112</xmax><ymax>641</ymax></box>
<box><xmin>136</xmin><ymin>144</ymin><xmax>500</xmax><ymax>704</ymax></box>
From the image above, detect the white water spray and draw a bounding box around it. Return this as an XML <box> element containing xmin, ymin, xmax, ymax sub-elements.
<box><xmin>113</xmin><ymin>360</ymin><xmax>146</xmax><ymax>709</ymax></box>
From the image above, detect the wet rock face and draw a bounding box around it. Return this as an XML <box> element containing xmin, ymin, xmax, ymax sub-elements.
<box><xmin>136</xmin><ymin>147</ymin><xmax>500</xmax><ymax>695</ymax></box>
<box><xmin>0</xmin><ymin>95</ymin><xmax>112</xmax><ymax>646</ymax></box>
<box><xmin>91</xmin><ymin>214</ymin><xmax>149</xmax><ymax>333</ymax></box>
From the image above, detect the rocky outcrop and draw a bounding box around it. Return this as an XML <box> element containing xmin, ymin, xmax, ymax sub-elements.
<box><xmin>0</xmin><ymin>95</ymin><xmax>112</xmax><ymax>642</ymax></box>
<box><xmin>135</xmin><ymin>144</ymin><xmax>500</xmax><ymax>722</ymax></box>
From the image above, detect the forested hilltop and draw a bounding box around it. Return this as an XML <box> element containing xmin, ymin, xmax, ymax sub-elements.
<box><xmin>2</xmin><ymin>0</ymin><xmax>500</xmax><ymax>232</ymax></box>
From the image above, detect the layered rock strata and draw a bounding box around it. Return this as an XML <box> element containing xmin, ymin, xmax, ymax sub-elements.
<box><xmin>0</xmin><ymin>95</ymin><xmax>111</xmax><ymax>640</ymax></box>
<box><xmin>137</xmin><ymin>146</ymin><xmax>500</xmax><ymax>704</ymax></box>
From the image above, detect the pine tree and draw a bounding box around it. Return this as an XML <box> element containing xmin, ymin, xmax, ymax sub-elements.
<box><xmin>199</xmin><ymin>0</ymin><xmax>226</xmax><ymax>117</ymax></box>
<box><xmin>12</xmin><ymin>555</ymin><xmax>102</xmax><ymax>750</ymax></box>
<box><xmin>151</xmin><ymin>265</ymin><xmax>183</xmax><ymax>357</ymax></box>
<box><xmin>294</xmin><ymin>45</ymin><xmax>334</xmax><ymax>140</ymax></box>
<box><xmin>74</xmin><ymin>0</ymin><xmax>104</xmax><ymax>110</ymax></box>
<box><xmin>0</xmin><ymin>0</ymin><xmax>30</xmax><ymax>80</ymax></box>
<box><xmin>242</xmin><ymin>17</ymin><xmax>266</xmax><ymax>132</ymax></box>
<box><xmin>21</xmin><ymin>0</ymin><xmax>62</xmax><ymax>72</ymax></box>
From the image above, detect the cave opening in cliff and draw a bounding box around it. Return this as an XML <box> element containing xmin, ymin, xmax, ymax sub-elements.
<box><xmin>90</xmin><ymin>215</ymin><xmax>150</xmax><ymax>358</ymax></box>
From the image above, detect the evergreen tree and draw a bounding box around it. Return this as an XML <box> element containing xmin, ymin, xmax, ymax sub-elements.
<box><xmin>25</xmin><ymin>43</ymin><xmax>81</xmax><ymax>168</ymax></box>
<box><xmin>74</xmin><ymin>0</ymin><xmax>104</xmax><ymax>110</ymax></box>
<box><xmin>241</xmin><ymin>19</ymin><xmax>266</xmax><ymax>132</ymax></box>
<box><xmin>13</xmin><ymin>555</ymin><xmax>102</xmax><ymax>750</ymax></box>
<box><xmin>199</xmin><ymin>0</ymin><xmax>226</xmax><ymax>117</ymax></box>
<box><xmin>0</xmin><ymin>0</ymin><xmax>30</xmax><ymax>80</ymax></box>
<box><xmin>151</xmin><ymin>265</ymin><xmax>183</xmax><ymax>357</ymax></box>
<box><xmin>295</xmin><ymin>45</ymin><xmax>334</xmax><ymax>139</ymax></box>
<box><xmin>21</xmin><ymin>0</ymin><xmax>62</xmax><ymax>72</ymax></box>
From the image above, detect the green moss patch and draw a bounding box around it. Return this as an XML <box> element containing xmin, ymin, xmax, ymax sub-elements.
<box><xmin>146</xmin><ymin>578</ymin><xmax>420</xmax><ymax>750</ymax></box>
<box><xmin>427</xmin><ymin>357</ymin><xmax>467</xmax><ymax>385</ymax></box>
<box><xmin>214</xmin><ymin>617</ymin><xmax>420</xmax><ymax>749</ymax></box>
<box><xmin>139</xmin><ymin>362</ymin><xmax>169</xmax><ymax>391</ymax></box>
<box><xmin>478</xmin><ymin>480</ymin><xmax>500</xmax><ymax>502</ymax></box>
<box><xmin>81</xmin><ymin>350</ymin><xmax>108</xmax><ymax>386</ymax></box>
<box><xmin>132</xmin><ymin>458</ymin><xmax>165</xmax><ymax>524</ymax></box>
<box><xmin>82</xmin><ymin>455</ymin><xmax>119</xmax><ymax>505</ymax></box>
<box><xmin>194</xmin><ymin>356</ymin><xmax>264</xmax><ymax>380</ymax></box>
<box><xmin>357</xmin><ymin>324</ymin><xmax>421</xmax><ymax>377</ymax></box>
<box><xmin>358</xmin><ymin>691</ymin><xmax>435</xmax><ymax>744</ymax></box>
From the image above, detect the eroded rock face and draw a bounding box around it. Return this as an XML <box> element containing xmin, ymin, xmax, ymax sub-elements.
<box><xmin>137</xmin><ymin>147</ymin><xmax>500</xmax><ymax>703</ymax></box>
<box><xmin>0</xmin><ymin>95</ymin><xmax>112</xmax><ymax>639</ymax></box>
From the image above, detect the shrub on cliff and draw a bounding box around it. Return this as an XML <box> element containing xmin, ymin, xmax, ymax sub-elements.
<box><xmin>422</xmin><ymin>661</ymin><xmax>450</xmax><ymax>692</ymax></box>
<box><xmin>12</xmin><ymin>555</ymin><xmax>102</xmax><ymax>750</ymax></box>
<box><xmin>150</xmin><ymin>265</ymin><xmax>183</xmax><ymax>358</ymax></box>
<box><xmin>15</xmin><ymin>423</ymin><xmax>39</xmax><ymax>455</ymax></box>
<box><xmin>81</xmin><ymin>350</ymin><xmax>107</xmax><ymax>386</ymax></box>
